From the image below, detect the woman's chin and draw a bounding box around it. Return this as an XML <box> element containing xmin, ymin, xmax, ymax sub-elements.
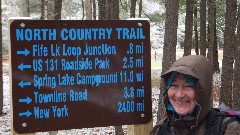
<box><xmin>175</xmin><ymin>108</ymin><xmax>190</xmax><ymax>115</ymax></box>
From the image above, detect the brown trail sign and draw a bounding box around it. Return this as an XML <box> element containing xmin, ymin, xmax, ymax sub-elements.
<box><xmin>9</xmin><ymin>19</ymin><xmax>152</xmax><ymax>134</ymax></box>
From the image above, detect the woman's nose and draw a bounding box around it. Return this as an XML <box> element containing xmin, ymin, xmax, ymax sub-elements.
<box><xmin>175</xmin><ymin>87</ymin><xmax>185</xmax><ymax>98</ymax></box>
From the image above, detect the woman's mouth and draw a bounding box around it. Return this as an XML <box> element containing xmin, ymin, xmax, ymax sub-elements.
<box><xmin>175</xmin><ymin>100</ymin><xmax>189</xmax><ymax>105</ymax></box>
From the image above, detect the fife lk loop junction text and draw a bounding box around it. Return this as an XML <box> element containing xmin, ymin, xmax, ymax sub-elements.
<box><xmin>32</xmin><ymin>43</ymin><xmax>117</xmax><ymax>57</ymax></box>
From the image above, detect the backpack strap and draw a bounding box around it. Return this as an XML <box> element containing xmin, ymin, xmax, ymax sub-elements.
<box><xmin>220</xmin><ymin>115</ymin><xmax>240</xmax><ymax>135</ymax></box>
<box><xmin>188</xmin><ymin>116</ymin><xmax>206</xmax><ymax>135</ymax></box>
<box><xmin>188</xmin><ymin>108</ymin><xmax>225</xmax><ymax>135</ymax></box>
<box><xmin>205</xmin><ymin>108</ymin><xmax>225</xmax><ymax>135</ymax></box>
<box><xmin>157</xmin><ymin>118</ymin><xmax>171</xmax><ymax>135</ymax></box>
<box><xmin>157</xmin><ymin>109</ymin><xmax>239</xmax><ymax>135</ymax></box>
<box><xmin>158</xmin><ymin>109</ymin><xmax>222</xmax><ymax>135</ymax></box>
<box><xmin>205</xmin><ymin>108</ymin><xmax>240</xmax><ymax>135</ymax></box>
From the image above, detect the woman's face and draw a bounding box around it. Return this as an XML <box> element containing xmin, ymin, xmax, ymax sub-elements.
<box><xmin>168</xmin><ymin>73</ymin><xmax>196</xmax><ymax>115</ymax></box>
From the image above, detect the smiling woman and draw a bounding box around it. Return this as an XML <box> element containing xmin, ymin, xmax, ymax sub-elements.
<box><xmin>167</xmin><ymin>73</ymin><xmax>196</xmax><ymax>116</ymax></box>
<box><xmin>150</xmin><ymin>55</ymin><xmax>240</xmax><ymax>135</ymax></box>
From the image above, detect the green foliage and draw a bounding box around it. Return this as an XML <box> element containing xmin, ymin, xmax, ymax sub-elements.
<box><xmin>179</xmin><ymin>0</ymin><xmax>186</xmax><ymax>13</ymax></box>
<box><xmin>148</xmin><ymin>11</ymin><xmax>165</xmax><ymax>22</ymax></box>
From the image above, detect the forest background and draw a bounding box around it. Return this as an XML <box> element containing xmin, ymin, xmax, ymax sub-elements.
<box><xmin>1</xmin><ymin>0</ymin><xmax>240</xmax><ymax>134</ymax></box>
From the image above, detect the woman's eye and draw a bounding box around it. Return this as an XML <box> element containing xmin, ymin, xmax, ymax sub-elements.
<box><xmin>171</xmin><ymin>84</ymin><xmax>177</xmax><ymax>87</ymax></box>
<box><xmin>185</xmin><ymin>85</ymin><xmax>192</xmax><ymax>88</ymax></box>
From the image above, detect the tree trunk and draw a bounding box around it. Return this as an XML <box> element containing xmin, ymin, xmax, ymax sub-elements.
<box><xmin>130</xmin><ymin>0</ymin><xmax>136</xmax><ymax>18</ymax></box>
<box><xmin>82</xmin><ymin>0</ymin><xmax>85</xmax><ymax>20</ymax></box>
<box><xmin>207</xmin><ymin>0</ymin><xmax>210</xmax><ymax>56</ymax></box>
<box><xmin>0</xmin><ymin>0</ymin><xmax>3</xmax><ymax>116</ymax></box>
<box><xmin>194</xmin><ymin>0</ymin><xmax>199</xmax><ymax>55</ymax></box>
<box><xmin>115</xmin><ymin>126</ymin><xmax>124</xmax><ymax>135</ymax></box>
<box><xmin>106</xmin><ymin>0</ymin><xmax>112</xmax><ymax>19</ymax></box>
<box><xmin>220</xmin><ymin>0</ymin><xmax>237</xmax><ymax>107</ymax></box>
<box><xmin>47</xmin><ymin>0</ymin><xmax>55</xmax><ymax>19</ymax></box>
<box><xmin>111</xmin><ymin>0</ymin><xmax>119</xmax><ymax>20</ymax></box>
<box><xmin>93</xmin><ymin>0</ymin><xmax>96</xmax><ymax>20</ymax></box>
<box><xmin>40</xmin><ymin>0</ymin><xmax>45</xmax><ymax>20</ymax></box>
<box><xmin>157</xmin><ymin>0</ymin><xmax>179</xmax><ymax>121</ymax></box>
<box><xmin>86</xmin><ymin>0</ymin><xmax>92</xmax><ymax>20</ymax></box>
<box><xmin>208</xmin><ymin>0</ymin><xmax>219</xmax><ymax>72</ymax></box>
<box><xmin>108</xmin><ymin>0</ymin><xmax>119</xmax><ymax>20</ymax></box>
<box><xmin>54</xmin><ymin>0</ymin><xmax>62</xmax><ymax>20</ymax></box>
<box><xmin>207</xmin><ymin>0</ymin><xmax>213</xmax><ymax>108</ymax></box>
<box><xmin>98</xmin><ymin>0</ymin><xmax>107</xmax><ymax>20</ymax></box>
<box><xmin>183</xmin><ymin>0</ymin><xmax>194</xmax><ymax>56</ymax></box>
<box><xmin>138</xmin><ymin>0</ymin><xmax>142</xmax><ymax>18</ymax></box>
<box><xmin>233</xmin><ymin>48</ymin><xmax>240</xmax><ymax>109</ymax></box>
<box><xmin>213</xmin><ymin>10</ymin><xmax>219</xmax><ymax>72</ymax></box>
<box><xmin>232</xmin><ymin>4</ymin><xmax>240</xmax><ymax>110</ymax></box>
<box><xmin>200</xmin><ymin>0</ymin><xmax>206</xmax><ymax>56</ymax></box>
